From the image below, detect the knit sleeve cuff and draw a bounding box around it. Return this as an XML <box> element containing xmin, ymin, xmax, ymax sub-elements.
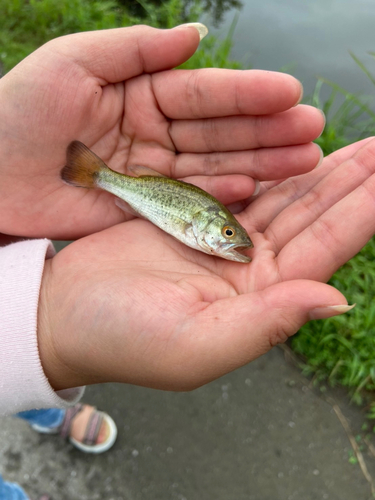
<box><xmin>0</xmin><ymin>239</ymin><xmax>85</xmax><ymax>416</ymax></box>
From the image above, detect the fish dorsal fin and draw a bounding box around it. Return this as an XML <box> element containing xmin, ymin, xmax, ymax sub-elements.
<box><xmin>127</xmin><ymin>164</ymin><xmax>167</xmax><ymax>178</ymax></box>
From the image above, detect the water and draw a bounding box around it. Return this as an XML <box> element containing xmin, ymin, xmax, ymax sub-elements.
<box><xmin>209</xmin><ymin>0</ymin><xmax>375</xmax><ymax>98</ymax></box>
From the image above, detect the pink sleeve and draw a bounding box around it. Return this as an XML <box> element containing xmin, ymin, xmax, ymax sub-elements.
<box><xmin>0</xmin><ymin>239</ymin><xmax>84</xmax><ymax>416</ymax></box>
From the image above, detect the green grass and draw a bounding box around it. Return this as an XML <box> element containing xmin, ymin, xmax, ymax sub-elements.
<box><xmin>0</xmin><ymin>0</ymin><xmax>133</xmax><ymax>72</ymax></box>
<box><xmin>310</xmin><ymin>80</ymin><xmax>375</xmax><ymax>155</ymax></box>
<box><xmin>3</xmin><ymin>0</ymin><xmax>375</xmax><ymax>407</ymax></box>
<box><xmin>292</xmin><ymin>54</ymin><xmax>375</xmax><ymax>406</ymax></box>
<box><xmin>308</xmin><ymin>51</ymin><xmax>375</xmax><ymax>155</ymax></box>
<box><xmin>0</xmin><ymin>0</ymin><xmax>244</xmax><ymax>74</ymax></box>
<box><xmin>292</xmin><ymin>238</ymin><xmax>375</xmax><ymax>405</ymax></box>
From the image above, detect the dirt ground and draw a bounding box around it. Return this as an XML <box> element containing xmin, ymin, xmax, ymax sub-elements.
<box><xmin>1</xmin><ymin>347</ymin><xmax>374</xmax><ymax>500</ymax></box>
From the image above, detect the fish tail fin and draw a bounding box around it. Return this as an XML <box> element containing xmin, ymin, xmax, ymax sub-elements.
<box><xmin>61</xmin><ymin>141</ymin><xmax>108</xmax><ymax>188</ymax></box>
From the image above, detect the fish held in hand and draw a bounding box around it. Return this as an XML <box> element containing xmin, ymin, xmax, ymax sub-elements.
<box><xmin>61</xmin><ymin>141</ymin><xmax>253</xmax><ymax>263</ymax></box>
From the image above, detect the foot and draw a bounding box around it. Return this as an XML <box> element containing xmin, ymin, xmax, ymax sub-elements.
<box><xmin>68</xmin><ymin>404</ymin><xmax>109</xmax><ymax>445</ymax></box>
<box><xmin>30</xmin><ymin>403</ymin><xmax>117</xmax><ymax>453</ymax></box>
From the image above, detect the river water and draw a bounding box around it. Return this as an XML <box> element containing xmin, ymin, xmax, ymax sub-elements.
<box><xmin>208</xmin><ymin>0</ymin><xmax>375</xmax><ymax>99</ymax></box>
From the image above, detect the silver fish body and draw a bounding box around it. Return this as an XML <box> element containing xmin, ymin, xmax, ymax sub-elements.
<box><xmin>61</xmin><ymin>141</ymin><xmax>253</xmax><ymax>263</ymax></box>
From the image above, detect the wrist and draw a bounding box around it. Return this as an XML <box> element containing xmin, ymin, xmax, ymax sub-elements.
<box><xmin>37</xmin><ymin>258</ymin><xmax>89</xmax><ymax>391</ymax></box>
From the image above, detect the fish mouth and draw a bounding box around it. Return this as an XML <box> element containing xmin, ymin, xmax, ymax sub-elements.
<box><xmin>221</xmin><ymin>242</ymin><xmax>253</xmax><ymax>263</ymax></box>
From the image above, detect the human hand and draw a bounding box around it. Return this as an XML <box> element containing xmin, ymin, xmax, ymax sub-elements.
<box><xmin>37</xmin><ymin>137</ymin><xmax>375</xmax><ymax>392</ymax></box>
<box><xmin>0</xmin><ymin>25</ymin><xmax>324</xmax><ymax>240</ymax></box>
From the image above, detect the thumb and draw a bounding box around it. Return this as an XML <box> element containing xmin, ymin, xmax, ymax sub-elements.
<box><xmin>177</xmin><ymin>280</ymin><xmax>352</xmax><ymax>389</ymax></box>
<box><xmin>46</xmin><ymin>24</ymin><xmax>205</xmax><ymax>83</ymax></box>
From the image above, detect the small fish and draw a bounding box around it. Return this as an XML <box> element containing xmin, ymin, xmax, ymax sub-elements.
<box><xmin>61</xmin><ymin>141</ymin><xmax>253</xmax><ymax>263</ymax></box>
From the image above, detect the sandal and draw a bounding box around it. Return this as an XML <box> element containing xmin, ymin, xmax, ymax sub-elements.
<box><xmin>31</xmin><ymin>404</ymin><xmax>117</xmax><ymax>454</ymax></box>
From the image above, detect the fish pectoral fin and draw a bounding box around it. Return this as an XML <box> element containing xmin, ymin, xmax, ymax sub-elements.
<box><xmin>127</xmin><ymin>165</ymin><xmax>167</xmax><ymax>178</ymax></box>
<box><xmin>114</xmin><ymin>197</ymin><xmax>143</xmax><ymax>218</ymax></box>
<box><xmin>190</xmin><ymin>209</ymin><xmax>217</xmax><ymax>237</ymax></box>
<box><xmin>184</xmin><ymin>222</ymin><xmax>194</xmax><ymax>238</ymax></box>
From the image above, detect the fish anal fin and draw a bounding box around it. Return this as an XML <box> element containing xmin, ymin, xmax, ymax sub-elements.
<box><xmin>127</xmin><ymin>164</ymin><xmax>167</xmax><ymax>178</ymax></box>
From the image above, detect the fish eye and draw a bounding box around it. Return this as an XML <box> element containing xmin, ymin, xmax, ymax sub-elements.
<box><xmin>222</xmin><ymin>226</ymin><xmax>236</xmax><ymax>238</ymax></box>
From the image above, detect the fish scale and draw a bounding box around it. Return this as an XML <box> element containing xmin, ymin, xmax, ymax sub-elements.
<box><xmin>98</xmin><ymin>172</ymin><xmax>225</xmax><ymax>224</ymax></box>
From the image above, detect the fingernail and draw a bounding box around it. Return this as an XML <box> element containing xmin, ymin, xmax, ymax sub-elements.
<box><xmin>252</xmin><ymin>179</ymin><xmax>261</xmax><ymax>196</ymax></box>
<box><xmin>293</xmin><ymin>82</ymin><xmax>304</xmax><ymax>107</ymax></box>
<box><xmin>174</xmin><ymin>23</ymin><xmax>209</xmax><ymax>41</ymax></box>
<box><xmin>314</xmin><ymin>144</ymin><xmax>324</xmax><ymax>169</ymax></box>
<box><xmin>317</xmin><ymin>109</ymin><xmax>326</xmax><ymax>137</ymax></box>
<box><xmin>309</xmin><ymin>303</ymin><xmax>356</xmax><ymax>320</ymax></box>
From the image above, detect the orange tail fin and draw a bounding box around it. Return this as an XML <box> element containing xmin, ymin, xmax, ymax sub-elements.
<box><xmin>61</xmin><ymin>141</ymin><xmax>108</xmax><ymax>188</ymax></box>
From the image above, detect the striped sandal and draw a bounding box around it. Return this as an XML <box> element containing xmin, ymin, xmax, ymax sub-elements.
<box><xmin>32</xmin><ymin>404</ymin><xmax>117</xmax><ymax>454</ymax></box>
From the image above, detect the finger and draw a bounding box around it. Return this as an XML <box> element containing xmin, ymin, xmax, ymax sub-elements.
<box><xmin>170</xmin><ymin>105</ymin><xmax>325</xmax><ymax>153</ymax></box>
<box><xmin>46</xmin><ymin>25</ymin><xmax>201</xmax><ymax>83</ymax></box>
<box><xmin>152</xmin><ymin>69</ymin><xmax>303</xmax><ymax>119</ymax></box>
<box><xmin>175</xmin><ymin>280</ymin><xmax>349</xmax><ymax>390</ymax></box>
<box><xmin>174</xmin><ymin>143</ymin><xmax>322</xmax><ymax>180</ymax></box>
<box><xmin>265</xmin><ymin>136</ymin><xmax>375</xmax><ymax>253</ymax></box>
<box><xmin>244</xmin><ymin>137</ymin><xmax>375</xmax><ymax>234</ymax></box>
<box><xmin>278</xmin><ymin>171</ymin><xmax>375</xmax><ymax>283</ymax></box>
